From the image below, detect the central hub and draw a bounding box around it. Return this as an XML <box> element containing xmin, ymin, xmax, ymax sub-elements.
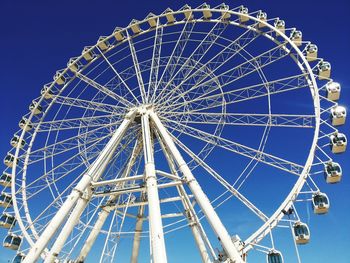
<box><xmin>134</xmin><ymin>104</ymin><xmax>154</xmax><ymax>124</ymax></box>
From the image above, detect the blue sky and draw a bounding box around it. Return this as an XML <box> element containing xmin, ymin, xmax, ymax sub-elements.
<box><xmin>0</xmin><ymin>0</ymin><xmax>349</xmax><ymax>262</ymax></box>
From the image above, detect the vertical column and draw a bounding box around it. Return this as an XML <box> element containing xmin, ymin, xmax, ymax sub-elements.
<box><xmin>77</xmin><ymin>140</ymin><xmax>142</xmax><ymax>262</ymax></box>
<box><xmin>23</xmin><ymin>110</ymin><xmax>136</xmax><ymax>263</ymax></box>
<box><xmin>130</xmin><ymin>200</ymin><xmax>145</xmax><ymax>263</ymax></box>
<box><xmin>150</xmin><ymin>111</ymin><xmax>243</xmax><ymax>263</ymax></box>
<box><xmin>141</xmin><ymin>113</ymin><xmax>168</xmax><ymax>263</ymax></box>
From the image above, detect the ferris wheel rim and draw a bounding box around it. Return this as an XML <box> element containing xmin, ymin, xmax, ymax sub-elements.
<box><xmin>7</xmin><ymin>4</ymin><xmax>323</xmax><ymax>260</ymax></box>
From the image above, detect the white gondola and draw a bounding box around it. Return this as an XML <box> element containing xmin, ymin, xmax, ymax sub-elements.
<box><xmin>97</xmin><ymin>36</ymin><xmax>110</xmax><ymax>51</ymax></box>
<box><xmin>0</xmin><ymin>193</ymin><xmax>13</xmax><ymax>207</ymax></box>
<box><xmin>41</xmin><ymin>84</ymin><xmax>54</xmax><ymax>99</ymax></box>
<box><xmin>257</xmin><ymin>11</ymin><xmax>267</xmax><ymax>28</ymax></box>
<box><xmin>306</xmin><ymin>44</ymin><xmax>318</xmax><ymax>62</ymax></box>
<box><xmin>10</xmin><ymin>135</ymin><xmax>25</xmax><ymax>149</ymax></box>
<box><xmin>274</xmin><ymin>19</ymin><xmax>285</xmax><ymax>35</ymax></box>
<box><xmin>19</xmin><ymin>117</ymin><xmax>33</xmax><ymax>131</ymax></box>
<box><xmin>82</xmin><ymin>46</ymin><xmax>95</xmax><ymax>61</ymax></box>
<box><xmin>267</xmin><ymin>250</ymin><xmax>284</xmax><ymax>263</ymax></box>
<box><xmin>318</xmin><ymin>61</ymin><xmax>331</xmax><ymax>80</ymax></box>
<box><xmin>146</xmin><ymin>13</ymin><xmax>157</xmax><ymax>27</ymax></box>
<box><xmin>67</xmin><ymin>57</ymin><xmax>82</xmax><ymax>72</ymax></box>
<box><xmin>53</xmin><ymin>70</ymin><xmax>66</xmax><ymax>85</ymax></box>
<box><xmin>0</xmin><ymin>213</ymin><xmax>16</xmax><ymax>229</ymax></box>
<box><xmin>12</xmin><ymin>252</ymin><xmax>25</xmax><ymax>263</ymax></box>
<box><xmin>113</xmin><ymin>28</ymin><xmax>125</xmax><ymax>41</ymax></box>
<box><xmin>180</xmin><ymin>4</ymin><xmax>193</xmax><ymax>20</ymax></box>
<box><xmin>290</xmin><ymin>30</ymin><xmax>302</xmax><ymax>46</ymax></box>
<box><xmin>130</xmin><ymin>20</ymin><xmax>142</xmax><ymax>34</ymax></box>
<box><xmin>326</xmin><ymin>81</ymin><xmax>341</xmax><ymax>101</ymax></box>
<box><xmin>312</xmin><ymin>193</ymin><xmax>330</xmax><ymax>214</ymax></box>
<box><xmin>164</xmin><ymin>8</ymin><xmax>176</xmax><ymax>23</ymax></box>
<box><xmin>330</xmin><ymin>133</ymin><xmax>347</xmax><ymax>153</ymax></box>
<box><xmin>202</xmin><ymin>3</ymin><xmax>212</xmax><ymax>19</ymax></box>
<box><xmin>238</xmin><ymin>6</ymin><xmax>249</xmax><ymax>23</ymax></box>
<box><xmin>324</xmin><ymin>162</ymin><xmax>342</xmax><ymax>183</ymax></box>
<box><xmin>29</xmin><ymin>101</ymin><xmax>43</xmax><ymax>115</ymax></box>
<box><xmin>3</xmin><ymin>234</ymin><xmax>21</xmax><ymax>250</ymax></box>
<box><xmin>4</xmin><ymin>153</ymin><xmax>17</xmax><ymax>168</ymax></box>
<box><xmin>293</xmin><ymin>222</ymin><xmax>310</xmax><ymax>245</ymax></box>
<box><xmin>330</xmin><ymin>106</ymin><xmax>346</xmax><ymax>126</ymax></box>
<box><xmin>219</xmin><ymin>4</ymin><xmax>231</xmax><ymax>20</ymax></box>
<box><xmin>0</xmin><ymin>172</ymin><xmax>11</xmax><ymax>187</ymax></box>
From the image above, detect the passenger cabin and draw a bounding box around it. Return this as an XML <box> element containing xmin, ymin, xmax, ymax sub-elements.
<box><xmin>318</xmin><ymin>61</ymin><xmax>331</xmax><ymax>80</ymax></box>
<box><xmin>113</xmin><ymin>28</ymin><xmax>125</xmax><ymax>41</ymax></box>
<box><xmin>29</xmin><ymin>101</ymin><xmax>43</xmax><ymax>115</ymax></box>
<box><xmin>324</xmin><ymin>162</ymin><xmax>342</xmax><ymax>183</ymax></box>
<box><xmin>330</xmin><ymin>133</ymin><xmax>347</xmax><ymax>153</ymax></box>
<box><xmin>293</xmin><ymin>222</ymin><xmax>310</xmax><ymax>245</ymax></box>
<box><xmin>312</xmin><ymin>193</ymin><xmax>330</xmax><ymax>214</ymax></box>
<box><xmin>219</xmin><ymin>4</ymin><xmax>231</xmax><ymax>20</ymax></box>
<box><xmin>331</xmin><ymin>106</ymin><xmax>346</xmax><ymax>126</ymax></box>
<box><xmin>0</xmin><ymin>213</ymin><xmax>16</xmax><ymax>229</ymax></box>
<box><xmin>290</xmin><ymin>30</ymin><xmax>302</xmax><ymax>46</ymax></box>
<box><xmin>97</xmin><ymin>36</ymin><xmax>110</xmax><ymax>51</ymax></box>
<box><xmin>54</xmin><ymin>70</ymin><xmax>66</xmax><ymax>85</ymax></box>
<box><xmin>267</xmin><ymin>250</ymin><xmax>284</xmax><ymax>263</ymax></box>
<box><xmin>238</xmin><ymin>6</ymin><xmax>249</xmax><ymax>23</ymax></box>
<box><xmin>274</xmin><ymin>19</ymin><xmax>285</xmax><ymax>35</ymax></box>
<box><xmin>181</xmin><ymin>5</ymin><xmax>193</xmax><ymax>20</ymax></box>
<box><xmin>0</xmin><ymin>172</ymin><xmax>11</xmax><ymax>187</ymax></box>
<box><xmin>306</xmin><ymin>44</ymin><xmax>318</xmax><ymax>62</ymax></box>
<box><xmin>146</xmin><ymin>13</ymin><xmax>157</xmax><ymax>28</ymax></box>
<box><xmin>130</xmin><ymin>20</ymin><xmax>142</xmax><ymax>34</ymax></box>
<box><xmin>164</xmin><ymin>8</ymin><xmax>176</xmax><ymax>23</ymax></box>
<box><xmin>82</xmin><ymin>46</ymin><xmax>95</xmax><ymax>62</ymax></box>
<box><xmin>19</xmin><ymin>118</ymin><xmax>33</xmax><ymax>132</ymax></box>
<box><xmin>3</xmin><ymin>234</ymin><xmax>21</xmax><ymax>250</ymax></box>
<box><xmin>10</xmin><ymin>135</ymin><xmax>25</xmax><ymax>149</ymax></box>
<box><xmin>326</xmin><ymin>81</ymin><xmax>341</xmax><ymax>101</ymax></box>
<box><xmin>202</xmin><ymin>3</ymin><xmax>212</xmax><ymax>19</ymax></box>
<box><xmin>67</xmin><ymin>57</ymin><xmax>81</xmax><ymax>72</ymax></box>
<box><xmin>12</xmin><ymin>252</ymin><xmax>25</xmax><ymax>263</ymax></box>
<box><xmin>41</xmin><ymin>85</ymin><xmax>54</xmax><ymax>100</ymax></box>
<box><xmin>0</xmin><ymin>193</ymin><xmax>13</xmax><ymax>207</ymax></box>
<box><xmin>4</xmin><ymin>153</ymin><xmax>17</xmax><ymax>168</ymax></box>
<box><xmin>257</xmin><ymin>11</ymin><xmax>267</xmax><ymax>28</ymax></box>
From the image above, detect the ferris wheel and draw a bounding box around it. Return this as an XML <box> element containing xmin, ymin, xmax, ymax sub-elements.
<box><xmin>0</xmin><ymin>3</ymin><xmax>347</xmax><ymax>263</ymax></box>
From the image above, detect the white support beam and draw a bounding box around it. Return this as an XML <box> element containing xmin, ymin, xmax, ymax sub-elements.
<box><xmin>77</xmin><ymin>140</ymin><xmax>142</xmax><ymax>262</ymax></box>
<box><xmin>23</xmin><ymin>110</ymin><xmax>136</xmax><ymax>263</ymax></box>
<box><xmin>141</xmin><ymin>112</ymin><xmax>168</xmax><ymax>263</ymax></box>
<box><xmin>150</xmin><ymin>111</ymin><xmax>244</xmax><ymax>263</ymax></box>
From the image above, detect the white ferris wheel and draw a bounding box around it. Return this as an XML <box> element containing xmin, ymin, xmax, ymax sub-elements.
<box><xmin>0</xmin><ymin>3</ymin><xmax>347</xmax><ymax>263</ymax></box>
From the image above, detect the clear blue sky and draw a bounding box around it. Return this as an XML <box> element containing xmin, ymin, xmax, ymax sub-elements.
<box><xmin>0</xmin><ymin>0</ymin><xmax>349</xmax><ymax>262</ymax></box>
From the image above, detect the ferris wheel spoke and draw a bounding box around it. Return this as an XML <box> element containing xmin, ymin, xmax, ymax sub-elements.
<box><xmin>152</xmin><ymin>19</ymin><xmax>197</xmax><ymax>102</ymax></box>
<box><xmin>163</xmin><ymin>119</ymin><xmax>303</xmax><ymax>175</ymax></box>
<box><xmin>147</xmin><ymin>18</ymin><xmax>163</xmax><ymax>102</ymax></box>
<box><xmin>21</xmin><ymin>129</ymin><xmax>137</xmax><ymax>196</ymax></box>
<box><xmin>156</xmin><ymin>23</ymin><xmax>262</xmax><ymax>106</ymax></box>
<box><xmin>54</xmin><ymin>95</ymin><xmax>127</xmax><ymax>115</ymax></box>
<box><xmin>34</xmin><ymin>114</ymin><xmax>121</xmax><ymax>133</ymax></box>
<box><xmin>127</xmin><ymin>31</ymin><xmax>147</xmax><ymax>104</ymax></box>
<box><xmin>171</xmin><ymin>134</ymin><xmax>269</xmax><ymax>222</ymax></box>
<box><xmin>160</xmin><ymin>41</ymin><xmax>290</xmax><ymax>109</ymax></box>
<box><xmin>74</xmin><ymin>71</ymin><xmax>135</xmax><ymax>108</ymax></box>
<box><xmin>162</xmin><ymin>112</ymin><xmax>315</xmax><ymax>128</ymax></box>
<box><xmin>154</xmin><ymin>19</ymin><xmax>229</xmax><ymax>103</ymax></box>
<box><xmin>97</xmin><ymin>48</ymin><xmax>140</xmax><ymax>104</ymax></box>
<box><xmin>162</xmin><ymin>73</ymin><xmax>309</xmax><ymax>114</ymax></box>
<box><xmin>20</xmin><ymin>122</ymin><xmax>118</xmax><ymax>163</ymax></box>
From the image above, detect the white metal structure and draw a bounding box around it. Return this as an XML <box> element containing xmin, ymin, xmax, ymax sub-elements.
<box><xmin>0</xmin><ymin>3</ymin><xmax>347</xmax><ymax>263</ymax></box>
